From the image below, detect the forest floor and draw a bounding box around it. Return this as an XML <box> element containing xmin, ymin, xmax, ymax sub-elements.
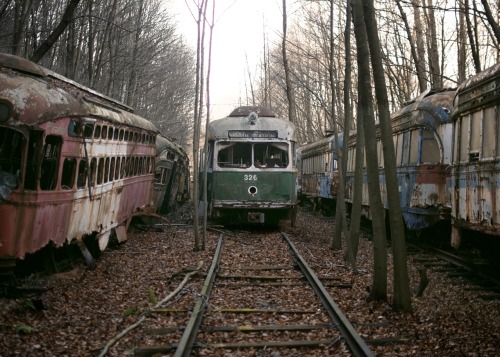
<box><xmin>0</xmin><ymin>204</ymin><xmax>499</xmax><ymax>356</ymax></box>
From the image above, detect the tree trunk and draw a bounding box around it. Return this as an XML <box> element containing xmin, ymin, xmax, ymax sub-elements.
<box><xmin>330</xmin><ymin>0</ymin><xmax>354</xmax><ymax>272</ymax></box>
<box><xmin>126</xmin><ymin>1</ymin><xmax>144</xmax><ymax>107</ymax></box>
<box><xmin>192</xmin><ymin>1</ymin><xmax>206</xmax><ymax>251</ymax></box>
<box><xmin>480</xmin><ymin>0</ymin><xmax>500</xmax><ymax>44</ymax></box>
<box><xmin>348</xmin><ymin>127</ymin><xmax>364</xmax><ymax>258</ymax></box>
<box><xmin>341</xmin><ymin>0</ymin><xmax>356</xmax><ymax>257</ymax></box>
<box><xmin>457</xmin><ymin>1</ymin><xmax>467</xmax><ymax>83</ymax></box>
<box><xmin>202</xmin><ymin>0</ymin><xmax>215</xmax><ymax>252</ymax></box>
<box><xmin>282</xmin><ymin>0</ymin><xmax>296</xmax><ymax>123</ymax></box>
<box><xmin>363</xmin><ymin>0</ymin><xmax>412</xmax><ymax>312</ymax></box>
<box><xmin>13</xmin><ymin>0</ymin><xmax>32</xmax><ymax>56</ymax></box>
<box><xmin>464</xmin><ymin>0</ymin><xmax>481</xmax><ymax>73</ymax></box>
<box><xmin>352</xmin><ymin>0</ymin><xmax>387</xmax><ymax>301</ymax></box>
<box><xmin>395</xmin><ymin>0</ymin><xmax>427</xmax><ymax>93</ymax></box>
<box><xmin>423</xmin><ymin>0</ymin><xmax>442</xmax><ymax>88</ymax></box>
<box><xmin>412</xmin><ymin>0</ymin><xmax>428</xmax><ymax>92</ymax></box>
<box><xmin>30</xmin><ymin>0</ymin><xmax>81</xmax><ymax>63</ymax></box>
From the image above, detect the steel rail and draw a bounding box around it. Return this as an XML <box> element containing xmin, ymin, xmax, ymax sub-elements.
<box><xmin>173</xmin><ymin>233</ymin><xmax>224</xmax><ymax>357</ymax></box>
<box><xmin>280</xmin><ymin>231</ymin><xmax>375</xmax><ymax>357</ymax></box>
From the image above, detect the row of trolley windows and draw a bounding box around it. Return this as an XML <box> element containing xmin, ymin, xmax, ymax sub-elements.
<box><xmin>455</xmin><ymin>105</ymin><xmax>499</xmax><ymax>162</ymax></box>
<box><xmin>55</xmin><ymin>156</ymin><xmax>154</xmax><ymax>191</ymax></box>
<box><xmin>301</xmin><ymin>151</ymin><xmax>337</xmax><ymax>174</ymax></box>
<box><xmin>346</xmin><ymin>127</ymin><xmax>441</xmax><ymax>172</ymax></box>
<box><xmin>68</xmin><ymin>119</ymin><xmax>155</xmax><ymax>145</ymax></box>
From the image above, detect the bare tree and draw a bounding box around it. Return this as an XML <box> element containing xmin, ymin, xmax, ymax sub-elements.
<box><xmin>457</xmin><ymin>0</ymin><xmax>467</xmax><ymax>83</ymax></box>
<box><xmin>282</xmin><ymin>0</ymin><xmax>296</xmax><ymax>123</ymax></box>
<box><xmin>423</xmin><ymin>0</ymin><xmax>442</xmax><ymax>88</ymax></box>
<box><xmin>352</xmin><ymin>0</ymin><xmax>388</xmax><ymax>302</ymax></box>
<box><xmin>363</xmin><ymin>0</ymin><xmax>412</xmax><ymax>311</ymax></box>
<box><xmin>30</xmin><ymin>0</ymin><xmax>81</xmax><ymax>63</ymax></box>
<box><xmin>202</xmin><ymin>0</ymin><xmax>215</xmax><ymax>251</ymax></box>
<box><xmin>465</xmin><ymin>0</ymin><xmax>482</xmax><ymax>72</ymax></box>
<box><xmin>481</xmin><ymin>0</ymin><xmax>500</xmax><ymax>44</ymax></box>
<box><xmin>191</xmin><ymin>0</ymin><xmax>208</xmax><ymax>251</ymax></box>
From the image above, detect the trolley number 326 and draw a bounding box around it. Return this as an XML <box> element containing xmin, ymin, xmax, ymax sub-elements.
<box><xmin>244</xmin><ymin>174</ymin><xmax>257</xmax><ymax>181</ymax></box>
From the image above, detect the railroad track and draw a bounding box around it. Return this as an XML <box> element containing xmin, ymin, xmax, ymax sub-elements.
<box><xmin>408</xmin><ymin>243</ymin><xmax>500</xmax><ymax>300</ymax></box>
<box><xmin>130</xmin><ymin>230</ymin><xmax>375</xmax><ymax>356</ymax></box>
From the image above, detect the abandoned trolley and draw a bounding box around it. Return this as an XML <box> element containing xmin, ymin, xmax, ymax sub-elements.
<box><xmin>451</xmin><ymin>62</ymin><xmax>500</xmax><ymax>255</ymax></box>
<box><xmin>297</xmin><ymin>133</ymin><xmax>343</xmax><ymax>215</ymax></box>
<box><xmin>201</xmin><ymin>106</ymin><xmax>298</xmax><ymax>225</ymax></box>
<box><xmin>153</xmin><ymin>135</ymin><xmax>190</xmax><ymax>215</ymax></box>
<box><xmin>0</xmin><ymin>53</ymin><xmax>161</xmax><ymax>274</ymax></box>
<box><xmin>344</xmin><ymin>88</ymin><xmax>455</xmax><ymax>234</ymax></box>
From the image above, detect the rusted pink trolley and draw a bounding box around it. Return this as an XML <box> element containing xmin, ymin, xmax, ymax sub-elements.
<box><xmin>0</xmin><ymin>53</ymin><xmax>159</xmax><ymax>274</ymax></box>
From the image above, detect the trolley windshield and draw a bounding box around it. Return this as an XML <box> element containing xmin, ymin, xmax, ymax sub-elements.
<box><xmin>216</xmin><ymin>141</ymin><xmax>289</xmax><ymax>169</ymax></box>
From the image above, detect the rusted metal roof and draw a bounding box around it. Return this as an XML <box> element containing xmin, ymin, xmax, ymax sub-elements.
<box><xmin>0</xmin><ymin>53</ymin><xmax>158</xmax><ymax>133</ymax></box>
<box><xmin>208</xmin><ymin>108</ymin><xmax>297</xmax><ymax>142</ymax></box>
<box><xmin>228</xmin><ymin>106</ymin><xmax>276</xmax><ymax>117</ymax></box>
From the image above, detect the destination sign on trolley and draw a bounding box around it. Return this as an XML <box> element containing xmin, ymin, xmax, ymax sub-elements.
<box><xmin>228</xmin><ymin>130</ymin><xmax>278</xmax><ymax>139</ymax></box>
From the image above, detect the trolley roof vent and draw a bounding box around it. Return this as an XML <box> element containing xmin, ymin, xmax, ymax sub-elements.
<box><xmin>248</xmin><ymin>112</ymin><xmax>258</xmax><ymax>125</ymax></box>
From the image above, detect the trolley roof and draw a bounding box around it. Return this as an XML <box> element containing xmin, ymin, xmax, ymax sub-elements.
<box><xmin>453</xmin><ymin>62</ymin><xmax>500</xmax><ymax>116</ymax></box>
<box><xmin>297</xmin><ymin>132</ymin><xmax>345</xmax><ymax>159</ymax></box>
<box><xmin>0</xmin><ymin>53</ymin><xmax>158</xmax><ymax>133</ymax></box>
<box><xmin>390</xmin><ymin>88</ymin><xmax>455</xmax><ymax>132</ymax></box>
<box><xmin>156</xmin><ymin>135</ymin><xmax>187</xmax><ymax>158</ymax></box>
<box><xmin>207</xmin><ymin>106</ymin><xmax>297</xmax><ymax>141</ymax></box>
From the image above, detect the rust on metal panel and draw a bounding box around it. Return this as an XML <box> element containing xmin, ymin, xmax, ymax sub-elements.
<box><xmin>415</xmin><ymin>164</ymin><xmax>448</xmax><ymax>185</ymax></box>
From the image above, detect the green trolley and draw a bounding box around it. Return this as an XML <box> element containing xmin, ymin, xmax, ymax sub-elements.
<box><xmin>201</xmin><ymin>106</ymin><xmax>298</xmax><ymax>225</ymax></box>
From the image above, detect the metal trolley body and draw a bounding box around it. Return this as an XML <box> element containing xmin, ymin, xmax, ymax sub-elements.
<box><xmin>154</xmin><ymin>136</ymin><xmax>190</xmax><ymax>214</ymax></box>
<box><xmin>297</xmin><ymin>133</ymin><xmax>342</xmax><ymax>215</ymax></box>
<box><xmin>344</xmin><ymin>89</ymin><xmax>455</xmax><ymax>232</ymax></box>
<box><xmin>0</xmin><ymin>53</ymin><xmax>163</xmax><ymax>271</ymax></box>
<box><xmin>202</xmin><ymin>106</ymin><xmax>298</xmax><ymax>225</ymax></box>
<box><xmin>451</xmin><ymin>63</ymin><xmax>500</xmax><ymax>248</ymax></box>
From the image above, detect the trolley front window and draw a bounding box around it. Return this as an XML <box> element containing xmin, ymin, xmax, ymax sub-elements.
<box><xmin>216</xmin><ymin>141</ymin><xmax>290</xmax><ymax>169</ymax></box>
<box><xmin>217</xmin><ymin>142</ymin><xmax>252</xmax><ymax>168</ymax></box>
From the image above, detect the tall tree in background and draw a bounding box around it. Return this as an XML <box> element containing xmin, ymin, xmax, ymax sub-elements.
<box><xmin>192</xmin><ymin>0</ymin><xmax>208</xmax><ymax>251</ymax></box>
<box><xmin>282</xmin><ymin>0</ymin><xmax>296</xmax><ymax>123</ymax></box>
<box><xmin>464</xmin><ymin>0</ymin><xmax>482</xmax><ymax>73</ymax></box>
<box><xmin>12</xmin><ymin>0</ymin><xmax>32</xmax><ymax>56</ymax></box>
<box><xmin>423</xmin><ymin>0</ymin><xmax>442</xmax><ymax>88</ymax></box>
<box><xmin>330</xmin><ymin>0</ymin><xmax>348</xmax><ymax>259</ymax></box>
<box><xmin>125</xmin><ymin>0</ymin><xmax>144</xmax><ymax>107</ymax></box>
<box><xmin>30</xmin><ymin>0</ymin><xmax>81</xmax><ymax>63</ymax></box>
<box><xmin>457</xmin><ymin>0</ymin><xmax>467</xmax><ymax>83</ymax></box>
<box><xmin>202</xmin><ymin>0</ymin><xmax>215</xmax><ymax>251</ymax></box>
<box><xmin>1</xmin><ymin>0</ymin><xmax>195</xmax><ymax>145</ymax></box>
<box><xmin>364</xmin><ymin>0</ymin><xmax>412</xmax><ymax>311</ymax></box>
<box><xmin>481</xmin><ymin>0</ymin><xmax>500</xmax><ymax>44</ymax></box>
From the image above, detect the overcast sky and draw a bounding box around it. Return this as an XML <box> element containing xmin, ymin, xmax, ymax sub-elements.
<box><xmin>167</xmin><ymin>0</ymin><xmax>285</xmax><ymax>120</ymax></box>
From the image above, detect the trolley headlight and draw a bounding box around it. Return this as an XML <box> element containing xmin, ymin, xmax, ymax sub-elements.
<box><xmin>248</xmin><ymin>185</ymin><xmax>258</xmax><ymax>196</ymax></box>
<box><xmin>0</xmin><ymin>101</ymin><xmax>11</xmax><ymax>123</ymax></box>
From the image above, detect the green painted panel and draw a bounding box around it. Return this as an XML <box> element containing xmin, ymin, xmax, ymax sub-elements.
<box><xmin>212</xmin><ymin>171</ymin><xmax>297</xmax><ymax>202</ymax></box>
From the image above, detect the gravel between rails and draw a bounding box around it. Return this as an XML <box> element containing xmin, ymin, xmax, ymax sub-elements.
<box><xmin>0</xmin><ymin>205</ymin><xmax>499</xmax><ymax>356</ymax></box>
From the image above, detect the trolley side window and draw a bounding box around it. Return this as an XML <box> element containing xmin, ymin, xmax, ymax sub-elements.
<box><xmin>40</xmin><ymin>135</ymin><xmax>62</xmax><ymax>191</ymax></box>
<box><xmin>483</xmin><ymin>106</ymin><xmax>495</xmax><ymax>159</ymax></box>
<box><xmin>61</xmin><ymin>158</ymin><xmax>77</xmax><ymax>189</ymax></box>
<box><xmin>420</xmin><ymin>129</ymin><xmax>440</xmax><ymax>163</ymax></box>
<box><xmin>77</xmin><ymin>159</ymin><xmax>88</xmax><ymax>189</ymax></box>
<box><xmin>0</xmin><ymin>127</ymin><xmax>23</xmax><ymax>178</ymax></box>
<box><xmin>25</xmin><ymin>130</ymin><xmax>43</xmax><ymax>190</ymax></box>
